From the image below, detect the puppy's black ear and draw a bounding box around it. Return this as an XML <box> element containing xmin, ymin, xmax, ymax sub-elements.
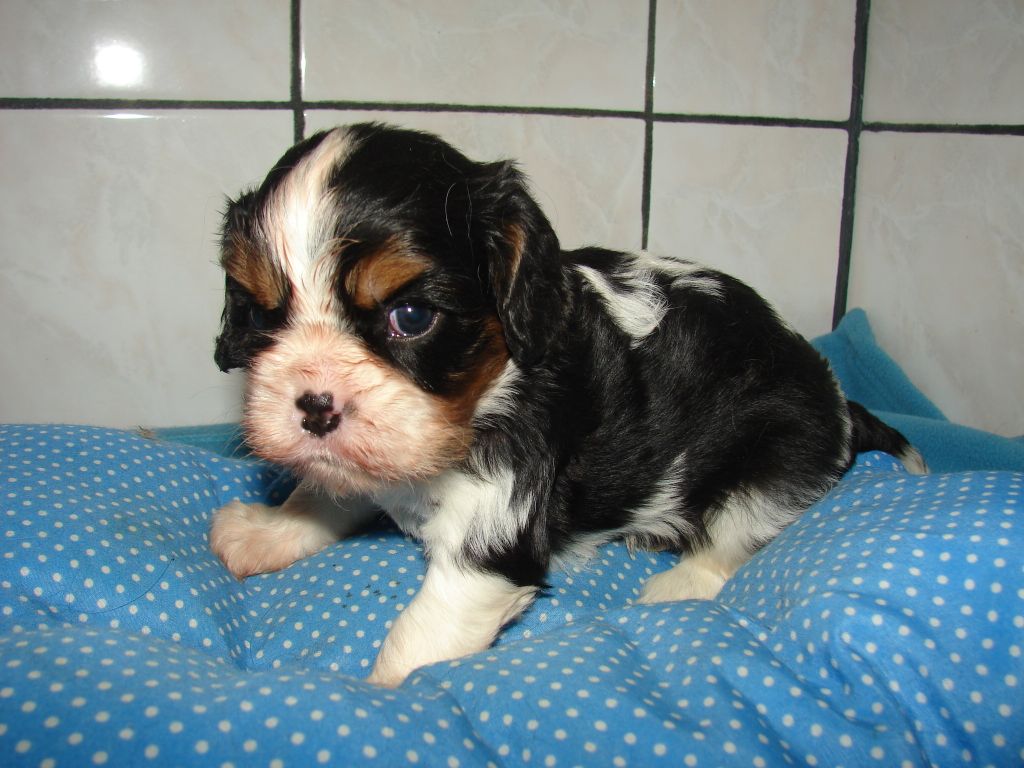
<box><xmin>214</xmin><ymin>193</ymin><xmax>259</xmax><ymax>372</ymax></box>
<box><xmin>475</xmin><ymin>162</ymin><xmax>565</xmax><ymax>367</ymax></box>
<box><xmin>214</xmin><ymin>276</ymin><xmax>246</xmax><ymax>372</ymax></box>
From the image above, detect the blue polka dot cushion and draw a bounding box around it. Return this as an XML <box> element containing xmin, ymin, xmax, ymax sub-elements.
<box><xmin>1</xmin><ymin>423</ymin><xmax>1022</xmax><ymax>767</ymax></box>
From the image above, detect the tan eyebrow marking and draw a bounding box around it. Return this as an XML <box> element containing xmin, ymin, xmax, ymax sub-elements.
<box><xmin>344</xmin><ymin>237</ymin><xmax>434</xmax><ymax>310</ymax></box>
<box><xmin>221</xmin><ymin>231</ymin><xmax>288</xmax><ymax>308</ymax></box>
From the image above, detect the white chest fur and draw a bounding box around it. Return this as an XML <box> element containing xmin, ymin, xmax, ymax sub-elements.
<box><xmin>373</xmin><ymin>466</ymin><xmax>527</xmax><ymax>561</ymax></box>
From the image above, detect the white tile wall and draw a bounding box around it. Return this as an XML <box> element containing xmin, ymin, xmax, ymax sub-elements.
<box><xmin>655</xmin><ymin>0</ymin><xmax>856</xmax><ymax>120</ymax></box>
<box><xmin>0</xmin><ymin>1</ymin><xmax>1021</xmax><ymax>436</ymax></box>
<box><xmin>303</xmin><ymin>0</ymin><xmax>648</xmax><ymax>109</ymax></box>
<box><xmin>865</xmin><ymin>0</ymin><xmax>1024</xmax><ymax>124</ymax></box>
<box><xmin>849</xmin><ymin>132</ymin><xmax>1024</xmax><ymax>435</ymax></box>
<box><xmin>0</xmin><ymin>110</ymin><xmax>293</xmax><ymax>427</ymax></box>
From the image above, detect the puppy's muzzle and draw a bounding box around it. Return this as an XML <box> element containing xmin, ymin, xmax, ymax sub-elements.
<box><xmin>296</xmin><ymin>391</ymin><xmax>340</xmax><ymax>438</ymax></box>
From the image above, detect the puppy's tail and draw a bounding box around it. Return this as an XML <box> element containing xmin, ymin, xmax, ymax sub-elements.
<box><xmin>847</xmin><ymin>400</ymin><xmax>928</xmax><ymax>474</ymax></box>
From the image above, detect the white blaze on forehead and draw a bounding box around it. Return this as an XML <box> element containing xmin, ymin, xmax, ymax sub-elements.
<box><xmin>262</xmin><ymin>127</ymin><xmax>359</xmax><ymax>317</ymax></box>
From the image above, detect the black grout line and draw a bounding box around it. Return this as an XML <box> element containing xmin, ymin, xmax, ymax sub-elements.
<box><xmin>304</xmin><ymin>101</ymin><xmax>645</xmax><ymax>120</ymax></box>
<box><xmin>865</xmin><ymin>121</ymin><xmax>1024</xmax><ymax>136</ymax></box>
<box><xmin>832</xmin><ymin>0</ymin><xmax>871</xmax><ymax>330</ymax></box>
<box><xmin>640</xmin><ymin>0</ymin><xmax>658</xmax><ymax>251</ymax></box>
<box><xmin>2</xmin><ymin>96</ymin><xmax>1018</xmax><ymax>138</ymax></box>
<box><xmin>307</xmin><ymin>102</ymin><xmax>853</xmax><ymax>130</ymax></box>
<box><xmin>0</xmin><ymin>98</ymin><xmax>292</xmax><ymax>110</ymax></box>
<box><xmin>652</xmin><ymin>112</ymin><xmax>846</xmax><ymax>130</ymax></box>
<box><xmin>290</xmin><ymin>0</ymin><xmax>304</xmax><ymax>143</ymax></box>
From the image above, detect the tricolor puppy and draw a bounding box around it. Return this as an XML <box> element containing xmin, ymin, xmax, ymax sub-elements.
<box><xmin>210</xmin><ymin>123</ymin><xmax>924</xmax><ymax>687</ymax></box>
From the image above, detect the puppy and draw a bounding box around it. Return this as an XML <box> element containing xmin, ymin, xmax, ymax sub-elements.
<box><xmin>210</xmin><ymin>123</ymin><xmax>925</xmax><ymax>687</ymax></box>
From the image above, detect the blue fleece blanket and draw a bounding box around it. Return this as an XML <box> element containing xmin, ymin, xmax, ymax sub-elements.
<box><xmin>812</xmin><ymin>309</ymin><xmax>1024</xmax><ymax>472</ymax></box>
<box><xmin>1</xmin><ymin>311</ymin><xmax>1022</xmax><ymax>767</ymax></box>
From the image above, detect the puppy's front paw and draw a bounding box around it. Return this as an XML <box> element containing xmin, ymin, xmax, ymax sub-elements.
<box><xmin>208</xmin><ymin>500</ymin><xmax>307</xmax><ymax>579</ymax></box>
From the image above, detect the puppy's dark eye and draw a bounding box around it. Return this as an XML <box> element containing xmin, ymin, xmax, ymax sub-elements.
<box><xmin>387</xmin><ymin>304</ymin><xmax>437</xmax><ymax>338</ymax></box>
<box><xmin>249</xmin><ymin>304</ymin><xmax>269</xmax><ymax>330</ymax></box>
<box><xmin>241</xmin><ymin>300</ymin><xmax>284</xmax><ymax>333</ymax></box>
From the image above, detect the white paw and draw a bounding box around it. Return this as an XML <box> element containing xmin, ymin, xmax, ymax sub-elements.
<box><xmin>365</xmin><ymin>664</ymin><xmax>405</xmax><ymax>689</ymax></box>
<box><xmin>208</xmin><ymin>500</ymin><xmax>307</xmax><ymax>579</ymax></box>
<box><xmin>637</xmin><ymin>559</ymin><xmax>727</xmax><ymax>604</ymax></box>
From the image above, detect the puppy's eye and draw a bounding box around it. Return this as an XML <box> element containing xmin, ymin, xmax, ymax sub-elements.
<box><xmin>243</xmin><ymin>301</ymin><xmax>284</xmax><ymax>332</ymax></box>
<box><xmin>249</xmin><ymin>305</ymin><xmax>268</xmax><ymax>330</ymax></box>
<box><xmin>387</xmin><ymin>304</ymin><xmax>437</xmax><ymax>338</ymax></box>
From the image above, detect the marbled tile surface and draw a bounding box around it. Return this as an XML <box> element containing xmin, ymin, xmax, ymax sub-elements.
<box><xmin>303</xmin><ymin>0</ymin><xmax>648</xmax><ymax>110</ymax></box>
<box><xmin>654</xmin><ymin>0</ymin><xmax>856</xmax><ymax>120</ymax></box>
<box><xmin>865</xmin><ymin>0</ymin><xmax>1024</xmax><ymax>124</ymax></box>
<box><xmin>0</xmin><ymin>111</ymin><xmax>294</xmax><ymax>427</ymax></box>
<box><xmin>0</xmin><ymin>0</ymin><xmax>289</xmax><ymax>100</ymax></box>
<box><xmin>849</xmin><ymin>132</ymin><xmax>1024</xmax><ymax>436</ymax></box>
<box><xmin>647</xmin><ymin>122</ymin><xmax>847</xmax><ymax>339</ymax></box>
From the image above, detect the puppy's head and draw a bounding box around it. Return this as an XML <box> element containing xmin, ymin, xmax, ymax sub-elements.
<box><xmin>214</xmin><ymin>123</ymin><xmax>564</xmax><ymax>493</ymax></box>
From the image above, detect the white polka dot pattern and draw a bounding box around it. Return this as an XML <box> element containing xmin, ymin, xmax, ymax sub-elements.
<box><xmin>1</xmin><ymin>425</ymin><xmax>1021</xmax><ymax>766</ymax></box>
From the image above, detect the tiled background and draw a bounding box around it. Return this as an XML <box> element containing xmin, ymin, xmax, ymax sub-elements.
<box><xmin>1</xmin><ymin>0</ymin><xmax>1021</xmax><ymax>436</ymax></box>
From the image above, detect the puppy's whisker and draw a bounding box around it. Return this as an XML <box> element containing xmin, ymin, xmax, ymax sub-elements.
<box><xmin>443</xmin><ymin>182</ymin><xmax>457</xmax><ymax>237</ymax></box>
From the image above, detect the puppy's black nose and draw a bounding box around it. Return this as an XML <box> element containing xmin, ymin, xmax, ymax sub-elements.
<box><xmin>296</xmin><ymin>391</ymin><xmax>340</xmax><ymax>438</ymax></box>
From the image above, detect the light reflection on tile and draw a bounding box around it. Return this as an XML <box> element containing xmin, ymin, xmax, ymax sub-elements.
<box><xmin>306</xmin><ymin>111</ymin><xmax>645</xmax><ymax>252</ymax></box>
<box><xmin>0</xmin><ymin>0</ymin><xmax>289</xmax><ymax>99</ymax></box>
<box><xmin>0</xmin><ymin>110</ymin><xmax>294</xmax><ymax>428</ymax></box>
<box><xmin>849</xmin><ymin>133</ymin><xmax>1024</xmax><ymax>435</ymax></box>
<box><xmin>648</xmin><ymin>123</ymin><xmax>846</xmax><ymax>339</ymax></box>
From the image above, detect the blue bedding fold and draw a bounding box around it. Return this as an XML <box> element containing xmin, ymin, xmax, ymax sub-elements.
<box><xmin>811</xmin><ymin>308</ymin><xmax>948</xmax><ymax>421</ymax></box>
<box><xmin>1</xmin><ymin>310</ymin><xmax>1021</xmax><ymax>766</ymax></box>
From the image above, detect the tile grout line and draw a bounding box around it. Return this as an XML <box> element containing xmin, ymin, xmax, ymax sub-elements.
<box><xmin>2</xmin><ymin>96</ymin><xmax>1018</xmax><ymax>136</ymax></box>
<box><xmin>291</xmin><ymin>0</ymin><xmax>304</xmax><ymax>143</ymax></box>
<box><xmin>863</xmin><ymin>121</ymin><xmax>1024</xmax><ymax>135</ymax></box>
<box><xmin>640</xmin><ymin>0</ymin><xmax>658</xmax><ymax>252</ymax></box>
<box><xmin>832</xmin><ymin>0</ymin><xmax>871</xmax><ymax>330</ymax></box>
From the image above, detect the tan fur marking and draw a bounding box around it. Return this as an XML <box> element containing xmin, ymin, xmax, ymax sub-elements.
<box><xmin>345</xmin><ymin>238</ymin><xmax>433</xmax><ymax>309</ymax></box>
<box><xmin>223</xmin><ymin>232</ymin><xmax>287</xmax><ymax>308</ymax></box>
<box><xmin>438</xmin><ymin>315</ymin><xmax>511</xmax><ymax>426</ymax></box>
<box><xmin>500</xmin><ymin>223</ymin><xmax>526</xmax><ymax>297</ymax></box>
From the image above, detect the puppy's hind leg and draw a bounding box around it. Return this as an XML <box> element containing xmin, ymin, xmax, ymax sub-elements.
<box><xmin>638</xmin><ymin>490</ymin><xmax>802</xmax><ymax>604</ymax></box>
<box><xmin>209</xmin><ymin>481</ymin><xmax>379</xmax><ymax>579</ymax></box>
<box><xmin>637</xmin><ymin>551</ymin><xmax>732</xmax><ymax>604</ymax></box>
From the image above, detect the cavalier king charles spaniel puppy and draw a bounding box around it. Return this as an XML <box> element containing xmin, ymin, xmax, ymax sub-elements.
<box><xmin>210</xmin><ymin>123</ymin><xmax>925</xmax><ymax>687</ymax></box>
